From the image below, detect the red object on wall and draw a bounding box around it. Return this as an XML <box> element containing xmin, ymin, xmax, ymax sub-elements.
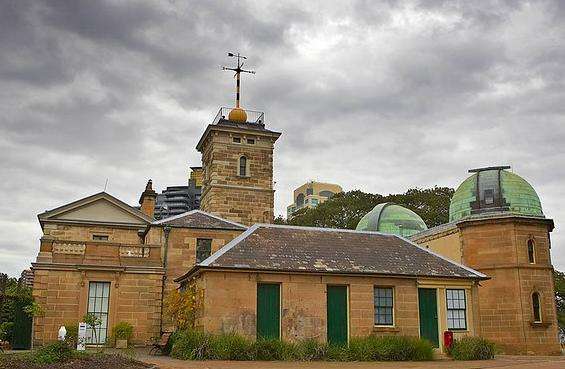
<box><xmin>444</xmin><ymin>330</ymin><xmax>454</xmax><ymax>349</ymax></box>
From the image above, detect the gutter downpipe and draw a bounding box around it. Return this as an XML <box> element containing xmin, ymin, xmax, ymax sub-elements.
<box><xmin>159</xmin><ymin>225</ymin><xmax>171</xmax><ymax>335</ymax></box>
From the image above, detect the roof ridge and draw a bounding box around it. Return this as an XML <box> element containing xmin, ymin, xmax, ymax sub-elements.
<box><xmin>254</xmin><ymin>223</ymin><xmax>395</xmax><ymax>236</ymax></box>
<box><xmin>200</xmin><ymin>224</ymin><xmax>259</xmax><ymax>266</ymax></box>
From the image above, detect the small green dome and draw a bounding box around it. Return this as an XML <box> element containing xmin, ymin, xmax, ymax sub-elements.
<box><xmin>449</xmin><ymin>167</ymin><xmax>544</xmax><ymax>222</ymax></box>
<box><xmin>356</xmin><ymin>203</ymin><xmax>428</xmax><ymax>237</ymax></box>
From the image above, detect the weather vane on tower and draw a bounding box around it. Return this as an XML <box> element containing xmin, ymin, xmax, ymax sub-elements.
<box><xmin>222</xmin><ymin>52</ymin><xmax>255</xmax><ymax>123</ymax></box>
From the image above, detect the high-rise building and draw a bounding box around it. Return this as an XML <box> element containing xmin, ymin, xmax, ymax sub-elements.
<box><xmin>287</xmin><ymin>181</ymin><xmax>342</xmax><ymax>218</ymax></box>
<box><xmin>153</xmin><ymin>167</ymin><xmax>203</xmax><ymax>220</ymax></box>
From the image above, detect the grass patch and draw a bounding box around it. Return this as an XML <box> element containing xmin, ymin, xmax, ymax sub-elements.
<box><xmin>170</xmin><ymin>330</ymin><xmax>434</xmax><ymax>361</ymax></box>
<box><xmin>448</xmin><ymin>336</ymin><xmax>496</xmax><ymax>360</ymax></box>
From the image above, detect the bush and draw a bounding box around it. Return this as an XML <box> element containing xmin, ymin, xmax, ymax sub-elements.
<box><xmin>112</xmin><ymin>321</ymin><xmax>134</xmax><ymax>341</ymax></box>
<box><xmin>32</xmin><ymin>341</ymin><xmax>74</xmax><ymax>364</ymax></box>
<box><xmin>449</xmin><ymin>336</ymin><xmax>496</xmax><ymax>360</ymax></box>
<box><xmin>347</xmin><ymin>336</ymin><xmax>433</xmax><ymax>361</ymax></box>
<box><xmin>212</xmin><ymin>332</ymin><xmax>254</xmax><ymax>360</ymax></box>
<box><xmin>169</xmin><ymin>330</ymin><xmax>433</xmax><ymax>362</ymax></box>
<box><xmin>294</xmin><ymin>338</ymin><xmax>327</xmax><ymax>361</ymax></box>
<box><xmin>170</xmin><ymin>330</ymin><xmax>216</xmax><ymax>360</ymax></box>
<box><xmin>0</xmin><ymin>322</ymin><xmax>14</xmax><ymax>342</ymax></box>
<box><xmin>64</xmin><ymin>322</ymin><xmax>78</xmax><ymax>348</ymax></box>
<box><xmin>252</xmin><ymin>338</ymin><xmax>295</xmax><ymax>361</ymax></box>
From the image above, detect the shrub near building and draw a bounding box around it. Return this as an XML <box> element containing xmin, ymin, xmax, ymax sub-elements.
<box><xmin>169</xmin><ymin>330</ymin><xmax>434</xmax><ymax>361</ymax></box>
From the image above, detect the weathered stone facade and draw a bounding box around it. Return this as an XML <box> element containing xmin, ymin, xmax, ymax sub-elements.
<box><xmin>192</xmin><ymin>271</ymin><xmax>478</xmax><ymax>352</ymax></box>
<box><xmin>413</xmin><ymin>216</ymin><xmax>560</xmax><ymax>355</ymax></box>
<box><xmin>198</xmin><ymin>122</ymin><xmax>280</xmax><ymax>226</ymax></box>
<box><xmin>32</xmin><ymin>193</ymin><xmax>244</xmax><ymax>346</ymax></box>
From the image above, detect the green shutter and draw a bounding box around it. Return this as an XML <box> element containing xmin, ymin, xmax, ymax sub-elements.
<box><xmin>257</xmin><ymin>284</ymin><xmax>280</xmax><ymax>339</ymax></box>
<box><xmin>418</xmin><ymin>288</ymin><xmax>439</xmax><ymax>347</ymax></box>
<box><xmin>327</xmin><ymin>285</ymin><xmax>348</xmax><ymax>346</ymax></box>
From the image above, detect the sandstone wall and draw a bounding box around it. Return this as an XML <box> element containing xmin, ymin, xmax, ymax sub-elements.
<box><xmin>459</xmin><ymin>218</ymin><xmax>560</xmax><ymax>355</ymax></box>
<box><xmin>197</xmin><ymin>271</ymin><xmax>478</xmax><ymax>351</ymax></box>
<box><xmin>200</xmin><ymin>127</ymin><xmax>277</xmax><ymax>226</ymax></box>
<box><xmin>32</xmin><ymin>269</ymin><xmax>162</xmax><ymax>346</ymax></box>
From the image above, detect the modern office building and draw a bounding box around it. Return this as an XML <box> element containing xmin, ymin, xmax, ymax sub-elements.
<box><xmin>287</xmin><ymin>181</ymin><xmax>342</xmax><ymax>218</ymax></box>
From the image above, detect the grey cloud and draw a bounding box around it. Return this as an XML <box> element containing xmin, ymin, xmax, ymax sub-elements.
<box><xmin>1</xmin><ymin>0</ymin><xmax>565</xmax><ymax>277</ymax></box>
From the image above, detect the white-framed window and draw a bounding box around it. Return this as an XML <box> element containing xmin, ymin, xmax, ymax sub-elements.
<box><xmin>527</xmin><ymin>239</ymin><xmax>535</xmax><ymax>264</ymax></box>
<box><xmin>374</xmin><ymin>287</ymin><xmax>394</xmax><ymax>326</ymax></box>
<box><xmin>532</xmin><ymin>292</ymin><xmax>542</xmax><ymax>322</ymax></box>
<box><xmin>86</xmin><ymin>282</ymin><xmax>110</xmax><ymax>344</ymax></box>
<box><xmin>446</xmin><ymin>289</ymin><xmax>467</xmax><ymax>330</ymax></box>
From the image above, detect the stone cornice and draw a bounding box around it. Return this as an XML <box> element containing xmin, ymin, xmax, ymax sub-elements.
<box><xmin>31</xmin><ymin>262</ymin><xmax>165</xmax><ymax>274</ymax></box>
<box><xmin>203</xmin><ymin>183</ymin><xmax>275</xmax><ymax>193</ymax></box>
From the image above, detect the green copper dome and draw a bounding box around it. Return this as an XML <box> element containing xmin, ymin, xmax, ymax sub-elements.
<box><xmin>356</xmin><ymin>203</ymin><xmax>428</xmax><ymax>237</ymax></box>
<box><xmin>449</xmin><ymin>166</ymin><xmax>544</xmax><ymax>222</ymax></box>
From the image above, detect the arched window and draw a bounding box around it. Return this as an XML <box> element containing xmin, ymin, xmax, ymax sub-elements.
<box><xmin>296</xmin><ymin>193</ymin><xmax>305</xmax><ymax>206</ymax></box>
<box><xmin>239</xmin><ymin>156</ymin><xmax>247</xmax><ymax>176</ymax></box>
<box><xmin>532</xmin><ymin>292</ymin><xmax>542</xmax><ymax>322</ymax></box>
<box><xmin>527</xmin><ymin>239</ymin><xmax>535</xmax><ymax>264</ymax></box>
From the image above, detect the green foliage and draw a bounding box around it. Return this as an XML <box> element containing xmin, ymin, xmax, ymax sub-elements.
<box><xmin>64</xmin><ymin>322</ymin><xmax>79</xmax><ymax>347</ymax></box>
<box><xmin>293</xmin><ymin>338</ymin><xmax>326</xmax><ymax>361</ymax></box>
<box><xmin>554</xmin><ymin>270</ymin><xmax>565</xmax><ymax>329</ymax></box>
<box><xmin>32</xmin><ymin>341</ymin><xmax>74</xmax><ymax>364</ymax></box>
<box><xmin>252</xmin><ymin>339</ymin><xmax>296</xmax><ymax>361</ymax></box>
<box><xmin>170</xmin><ymin>330</ymin><xmax>433</xmax><ymax>362</ymax></box>
<box><xmin>83</xmin><ymin>312</ymin><xmax>102</xmax><ymax>345</ymax></box>
<box><xmin>448</xmin><ymin>336</ymin><xmax>496</xmax><ymax>360</ymax></box>
<box><xmin>283</xmin><ymin>187</ymin><xmax>454</xmax><ymax>230</ymax></box>
<box><xmin>170</xmin><ymin>329</ymin><xmax>216</xmax><ymax>360</ymax></box>
<box><xmin>0</xmin><ymin>322</ymin><xmax>14</xmax><ymax>342</ymax></box>
<box><xmin>212</xmin><ymin>332</ymin><xmax>254</xmax><ymax>360</ymax></box>
<box><xmin>112</xmin><ymin>321</ymin><xmax>134</xmax><ymax>341</ymax></box>
<box><xmin>23</xmin><ymin>301</ymin><xmax>44</xmax><ymax>318</ymax></box>
<box><xmin>347</xmin><ymin>336</ymin><xmax>434</xmax><ymax>361</ymax></box>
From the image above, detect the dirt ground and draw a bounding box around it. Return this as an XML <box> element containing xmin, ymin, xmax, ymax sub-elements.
<box><xmin>138</xmin><ymin>352</ymin><xmax>565</xmax><ymax>369</ymax></box>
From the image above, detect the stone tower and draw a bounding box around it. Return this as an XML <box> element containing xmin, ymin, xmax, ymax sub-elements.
<box><xmin>449</xmin><ymin>166</ymin><xmax>559</xmax><ymax>355</ymax></box>
<box><xmin>196</xmin><ymin>108</ymin><xmax>281</xmax><ymax>226</ymax></box>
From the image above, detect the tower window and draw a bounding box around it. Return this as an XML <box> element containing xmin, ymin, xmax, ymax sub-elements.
<box><xmin>532</xmin><ymin>292</ymin><xmax>542</xmax><ymax>322</ymax></box>
<box><xmin>527</xmin><ymin>239</ymin><xmax>535</xmax><ymax>263</ymax></box>
<box><xmin>247</xmin><ymin>138</ymin><xmax>255</xmax><ymax>144</ymax></box>
<box><xmin>233</xmin><ymin>137</ymin><xmax>241</xmax><ymax>143</ymax></box>
<box><xmin>238</xmin><ymin>156</ymin><xmax>248</xmax><ymax>177</ymax></box>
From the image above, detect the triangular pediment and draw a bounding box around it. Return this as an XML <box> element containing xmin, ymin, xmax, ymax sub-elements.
<box><xmin>39</xmin><ymin>192</ymin><xmax>152</xmax><ymax>226</ymax></box>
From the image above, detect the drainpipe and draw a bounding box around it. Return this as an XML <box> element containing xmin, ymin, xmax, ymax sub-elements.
<box><xmin>159</xmin><ymin>225</ymin><xmax>171</xmax><ymax>335</ymax></box>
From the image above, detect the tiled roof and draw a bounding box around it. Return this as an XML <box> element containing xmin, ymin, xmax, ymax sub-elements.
<box><xmin>177</xmin><ymin>224</ymin><xmax>487</xmax><ymax>281</ymax></box>
<box><xmin>153</xmin><ymin>210</ymin><xmax>246</xmax><ymax>231</ymax></box>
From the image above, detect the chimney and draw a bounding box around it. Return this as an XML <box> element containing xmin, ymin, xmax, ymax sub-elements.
<box><xmin>139</xmin><ymin>179</ymin><xmax>157</xmax><ymax>218</ymax></box>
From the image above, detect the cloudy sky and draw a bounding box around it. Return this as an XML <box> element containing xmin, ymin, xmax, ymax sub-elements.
<box><xmin>1</xmin><ymin>0</ymin><xmax>565</xmax><ymax>277</ymax></box>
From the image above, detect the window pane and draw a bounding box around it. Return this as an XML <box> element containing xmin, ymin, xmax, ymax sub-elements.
<box><xmin>446</xmin><ymin>289</ymin><xmax>467</xmax><ymax>330</ymax></box>
<box><xmin>196</xmin><ymin>238</ymin><xmax>213</xmax><ymax>263</ymax></box>
<box><xmin>374</xmin><ymin>287</ymin><xmax>394</xmax><ymax>326</ymax></box>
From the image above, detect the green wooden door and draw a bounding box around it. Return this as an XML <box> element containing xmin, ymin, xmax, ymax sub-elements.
<box><xmin>327</xmin><ymin>285</ymin><xmax>348</xmax><ymax>346</ymax></box>
<box><xmin>257</xmin><ymin>283</ymin><xmax>280</xmax><ymax>339</ymax></box>
<box><xmin>418</xmin><ymin>288</ymin><xmax>439</xmax><ymax>347</ymax></box>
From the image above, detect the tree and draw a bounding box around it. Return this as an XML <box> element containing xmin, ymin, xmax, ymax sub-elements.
<box><xmin>283</xmin><ymin>186</ymin><xmax>454</xmax><ymax>230</ymax></box>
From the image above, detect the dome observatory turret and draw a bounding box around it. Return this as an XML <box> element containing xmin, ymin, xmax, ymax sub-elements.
<box><xmin>449</xmin><ymin>166</ymin><xmax>544</xmax><ymax>222</ymax></box>
<box><xmin>356</xmin><ymin>203</ymin><xmax>428</xmax><ymax>237</ymax></box>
